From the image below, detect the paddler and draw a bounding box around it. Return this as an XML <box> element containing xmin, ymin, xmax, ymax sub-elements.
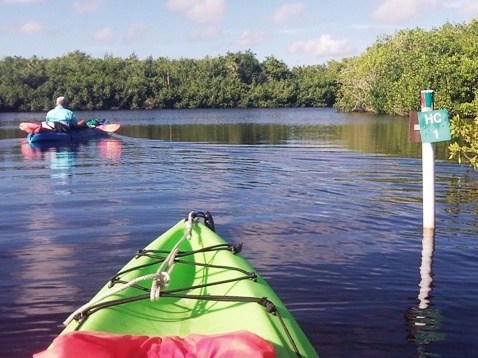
<box><xmin>45</xmin><ymin>96</ymin><xmax>85</xmax><ymax>131</ymax></box>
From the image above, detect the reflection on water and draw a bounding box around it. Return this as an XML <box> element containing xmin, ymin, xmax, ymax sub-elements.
<box><xmin>96</xmin><ymin>137</ymin><xmax>122</xmax><ymax>159</ymax></box>
<box><xmin>47</xmin><ymin>150</ymin><xmax>76</xmax><ymax>169</ymax></box>
<box><xmin>1</xmin><ymin>108</ymin><xmax>451</xmax><ymax>161</ymax></box>
<box><xmin>1</xmin><ymin>108</ymin><xmax>478</xmax><ymax>357</ymax></box>
<box><xmin>119</xmin><ymin>116</ymin><xmax>450</xmax><ymax>161</ymax></box>
<box><xmin>405</xmin><ymin>232</ymin><xmax>445</xmax><ymax>356</ymax></box>
<box><xmin>3</xmin><ymin>137</ymin><xmax>126</xmax><ymax>357</ymax></box>
<box><xmin>418</xmin><ymin>234</ymin><xmax>435</xmax><ymax>310</ymax></box>
<box><xmin>12</xmin><ymin>242</ymin><xmax>82</xmax><ymax>315</ymax></box>
<box><xmin>20</xmin><ymin>138</ymin><xmax>122</xmax><ymax>194</ymax></box>
<box><xmin>48</xmin><ymin>150</ymin><xmax>77</xmax><ymax>184</ymax></box>
<box><xmin>21</xmin><ymin>138</ymin><xmax>122</xmax><ymax>164</ymax></box>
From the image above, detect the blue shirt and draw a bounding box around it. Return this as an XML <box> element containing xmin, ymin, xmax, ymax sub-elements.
<box><xmin>46</xmin><ymin>105</ymin><xmax>77</xmax><ymax>125</ymax></box>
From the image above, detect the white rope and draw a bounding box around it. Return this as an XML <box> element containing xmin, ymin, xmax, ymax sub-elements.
<box><xmin>149</xmin><ymin>213</ymin><xmax>194</xmax><ymax>300</ymax></box>
<box><xmin>63</xmin><ymin>212</ymin><xmax>197</xmax><ymax>326</ymax></box>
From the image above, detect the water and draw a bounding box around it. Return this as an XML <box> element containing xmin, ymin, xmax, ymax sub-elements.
<box><xmin>1</xmin><ymin>108</ymin><xmax>477</xmax><ymax>357</ymax></box>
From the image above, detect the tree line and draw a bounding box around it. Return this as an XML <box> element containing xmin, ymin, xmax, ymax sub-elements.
<box><xmin>0</xmin><ymin>50</ymin><xmax>338</xmax><ymax>112</ymax></box>
<box><xmin>1</xmin><ymin>18</ymin><xmax>478</xmax><ymax>169</ymax></box>
<box><xmin>335</xmin><ymin>18</ymin><xmax>478</xmax><ymax>118</ymax></box>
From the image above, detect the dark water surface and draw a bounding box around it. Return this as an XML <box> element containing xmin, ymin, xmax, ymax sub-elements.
<box><xmin>1</xmin><ymin>108</ymin><xmax>477</xmax><ymax>357</ymax></box>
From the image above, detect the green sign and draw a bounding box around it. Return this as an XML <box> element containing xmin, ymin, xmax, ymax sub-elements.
<box><xmin>417</xmin><ymin>109</ymin><xmax>451</xmax><ymax>143</ymax></box>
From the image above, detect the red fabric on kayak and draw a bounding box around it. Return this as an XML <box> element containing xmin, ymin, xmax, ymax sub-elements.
<box><xmin>19</xmin><ymin>122</ymin><xmax>42</xmax><ymax>134</ymax></box>
<box><xmin>96</xmin><ymin>123</ymin><xmax>121</xmax><ymax>133</ymax></box>
<box><xmin>33</xmin><ymin>330</ymin><xmax>276</xmax><ymax>358</ymax></box>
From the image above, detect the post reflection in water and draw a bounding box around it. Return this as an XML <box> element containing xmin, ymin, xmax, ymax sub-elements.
<box><xmin>418</xmin><ymin>232</ymin><xmax>434</xmax><ymax>310</ymax></box>
<box><xmin>405</xmin><ymin>232</ymin><xmax>444</xmax><ymax>356</ymax></box>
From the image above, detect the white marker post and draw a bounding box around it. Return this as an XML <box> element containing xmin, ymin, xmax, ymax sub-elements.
<box><xmin>414</xmin><ymin>90</ymin><xmax>451</xmax><ymax>319</ymax></box>
<box><xmin>418</xmin><ymin>90</ymin><xmax>436</xmax><ymax>313</ymax></box>
<box><xmin>420</xmin><ymin>90</ymin><xmax>435</xmax><ymax>235</ymax></box>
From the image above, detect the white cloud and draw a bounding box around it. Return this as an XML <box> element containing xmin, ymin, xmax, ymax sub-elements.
<box><xmin>166</xmin><ymin>0</ymin><xmax>226</xmax><ymax>24</ymax></box>
<box><xmin>270</xmin><ymin>2</ymin><xmax>305</xmax><ymax>25</ymax></box>
<box><xmin>7</xmin><ymin>20</ymin><xmax>43</xmax><ymax>35</ymax></box>
<box><xmin>190</xmin><ymin>25</ymin><xmax>220</xmax><ymax>40</ymax></box>
<box><xmin>123</xmin><ymin>22</ymin><xmax>149</xmax><ymax>45</ymax></box>
<box><xmin>93</xmin><ymin>27</ymin><xmax>115</xmax><ymax>42</ymax></box>
<box><xmin>289</xmin><ymin>34</ymin><xmax>355</xmax><ymax>58</ymax></box>
<box><xmin>372</xmin><ymin>0</ymin><xmax>438</xmax><ymax>23</ymax></box>
<box><xmin>73</xmin><ymin>0</ymin><xmax>106</xmax><ymax>14</ymax></box>
<box><xmin>237</xmin><ymin>29</ymin><xmax>269</xmax><ymax>47</ymax></box>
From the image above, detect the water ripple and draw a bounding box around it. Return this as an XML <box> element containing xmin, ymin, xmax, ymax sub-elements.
<box><xmin>2</xmin><ymin>111</ymin><xmax>478</xmax><ymax>358</ymax></box>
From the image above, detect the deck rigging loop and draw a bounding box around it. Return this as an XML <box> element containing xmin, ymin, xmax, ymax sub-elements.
<box><xmin>150</xmin><ymin>212</ymin><xmax>197</xmax><ymax>300</ymax></box>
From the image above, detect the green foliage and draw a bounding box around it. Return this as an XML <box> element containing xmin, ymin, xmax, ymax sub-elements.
<box><xmin>292</xmin><ymin>62</ymin><xmax>340</xmax><ymax>107</ymax></box>
<box><xmin>335</xmin><ymin>19</ymin><xmax>478</xmax><ymax>118</ymax></box>
<box><xmin>260</xmin><ymin>56</ymin><xmax>291</xmax><ymax>82</ymax></box>
<box><xmin>449</xmin><ymin>114</ymin><xmax>478</xmax><ymax>169</ymax></box>
<box><xmin>0</xmin><ymin>50</ymin><xmax>336</xmax><ymax>112</ymax></box>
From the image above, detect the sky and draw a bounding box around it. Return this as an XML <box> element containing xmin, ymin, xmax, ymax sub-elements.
<box><xmin>1</xmin><ymin>0</ymin><xmax>478</xmax><ymax>67</ymax></box>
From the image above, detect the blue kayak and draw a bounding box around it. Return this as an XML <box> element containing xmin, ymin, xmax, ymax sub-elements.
<box><xmin>27</xmin><ymin>127</ymin><xmax>110</xmax><ymax>143</ymax></box>
<box><xmin>20</xmin><ymin>121</ymin><xmax>121</xmax><ymax>143</ymax></box>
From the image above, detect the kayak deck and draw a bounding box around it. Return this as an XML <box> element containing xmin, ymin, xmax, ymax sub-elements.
<box><xmin>59</xmin><ymin>212</ymin><xmax>319</xmax><ymax>358</ymax></box>
<box><xmin>27</xmin><ymin>128</ymin><xmax>110</xmax><ymax>143</ymax></box>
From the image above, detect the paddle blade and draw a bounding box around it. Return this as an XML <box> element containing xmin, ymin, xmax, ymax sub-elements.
<box><xmin>96</xmin><ymin>123</ymin><xmax>121</xmax><ymax>133</ymax></box>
